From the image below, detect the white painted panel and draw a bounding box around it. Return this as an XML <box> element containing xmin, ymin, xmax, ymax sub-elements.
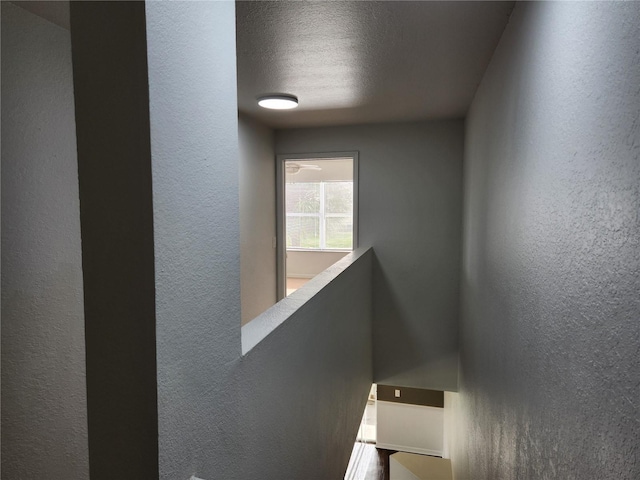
<box><xmin>390</xmin><ymin>453</ymin><xmax>453</xmax><ymax>480</ymax></box>
<box><xmin>376</xmin><ymin>401</ymin><xmax>444</xmax><ymax>456</ymax></box>
<box><xmin>442</xmin><ymin>391</ymin><xmax>459</xmax><ymax>459</ymax></box>
<box><xmin>390</xmin><ymin>456</ymin><xmax>420</xmax><ymax>480</ymax></box>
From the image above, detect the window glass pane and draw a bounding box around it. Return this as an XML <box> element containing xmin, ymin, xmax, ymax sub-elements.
<box><xmin>325</xmin><ymin>182</ymin><xmax>353</xmax><ymax>214</ymax></box>
<box><xmin>287</xmin><ymin>215</ymin><xmax>320</xmax><ymax>249</ymax></box>
<box><xmin>286</xmin><ymin>183</ymin><xmax>320</xmax><ymax>213</ymax></box>
<box><xmin>325</xmin><ymin>216</ymin><xmax>353</xmax><ymax>249</ymax></box>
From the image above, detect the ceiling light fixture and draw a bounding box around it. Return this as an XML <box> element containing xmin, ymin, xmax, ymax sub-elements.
<box><xmin>257</xmin><ymin>94</ymin><xmax>298</xmax><ymax>110</ymax></box>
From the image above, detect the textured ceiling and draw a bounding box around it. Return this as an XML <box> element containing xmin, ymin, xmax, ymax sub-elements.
<box><xmin>14</xmin><ymin>1</ymin><xmax>514</xmax><ymax>129</ymax></box>
<box><xmin>236</xmin><ymin>1</ymin><xmax>515</xmax><ymax>128</ymax></box>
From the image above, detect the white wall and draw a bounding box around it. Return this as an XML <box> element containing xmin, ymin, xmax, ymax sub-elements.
<box><xmin>287</xmin><ymin>250</ymin><xmax>349</xmax><ymax>278</ymax></box>
<box><xmin>456</xmin><ymin>2</ymin><xmax>640</xmax><ymax>479</ymax></box>
<box><xmin>239</xmin><ymin>114</ymin><xmax>277</xmax><ymax>324</ymax></box>
<box><xmin>442</xmin><ymin>391</ymin><xmax>459</xmax><ymax>460</ymax></box>
<box><xmin>277</xmin><ymin>121</ymin><xmax>464</xmax><ymax>391</ymax></box>
<box><xmin>1</xmin><ymin>3</ymin><xmax>89</xmax><ymax>478</ymax></box>
<box><xmin>377</xmin><ymin>401</ymin><xmax>444</xmax><ymax>456</ymax></box>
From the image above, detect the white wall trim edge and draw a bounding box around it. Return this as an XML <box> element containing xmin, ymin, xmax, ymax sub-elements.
<box><xmin>375</xmin><ymin>443</ymin><xmax>443</xmax><ymax>458</ymax></box>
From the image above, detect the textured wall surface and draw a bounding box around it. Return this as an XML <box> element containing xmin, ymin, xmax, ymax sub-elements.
<box><xmin>239</xmin><ymin>249</ymin><xmax>373</xmax><ymax>479</ymax></box>
<box><xmin>70</xmin><ymin>3</ymin><xmax>159</xmax><ymax>478</ymax></box>
<box><xmin>277</xmin><ymin>121</ymin><xmax>463</xmax><ymax>391</ymax></box>
<box><xmin>238</xmin><ymin>114</ymin><xmax>277</xmax><ymax>325</ymax></box>
<box><xmin>145</xmin><ymin>2</ymin><xmax>242</xmax><ymax>479</ymax></box>
<box><xmin>1</xmin><ymin>3</ymin><xmax>89</xmax><ymax>478</ymax></box>
<box><xmin>147</xmin><ymin>6</ymin><xmax>373</xmax><ymax>478</ymax></box>
<box><xmin>456</xmin><ymin>2</ymin><xmax>640</xmax><ymax>479</ymax></box>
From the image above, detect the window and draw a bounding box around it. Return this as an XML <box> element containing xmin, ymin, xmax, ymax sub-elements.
<box><xmin>277</xmin><ymin>153</ymin><xmax>358</xmax><ymax>299</ymax></box>
<box><xmin>286</xmin><ymin>181</ymin><xmax>353</xmax><ymax>250</ymax></box>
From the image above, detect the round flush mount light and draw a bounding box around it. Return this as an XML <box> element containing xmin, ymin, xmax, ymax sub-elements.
<box><xmin>257</xmin><ymin>94</ymin><xmax>298</xmax><ymax>110</ymax></box>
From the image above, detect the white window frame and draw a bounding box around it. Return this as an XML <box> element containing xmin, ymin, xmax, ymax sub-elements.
<box><xmin>276</xmin><ymin>152</ymin><xmax>359</xmax><ymax>300</ymax></box>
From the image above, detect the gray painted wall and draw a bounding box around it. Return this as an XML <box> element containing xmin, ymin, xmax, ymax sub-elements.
<box><xmin>277</xmin><ymin>121</ymin><xmax>464</xmax><ymax>391</ymax></box>
<box><xmin>239</xmin><ymin>114</ymin><xmax>277</xmax><ymax>325</ymax></box>
<box><xmin>70</xmin><ymin>2</ymin><xmax>159</xmax><ymax>478</ymax></box>
<box><xmin>1</xmin><ymin>3</ymin><xmax>89</xmax><ymax>478</ymax></box>
<box><xmin>239</xmin><ymin>249</ymin><xmax>373</xmax><ymax>479</ymax></box>
<box><xmin>145</xmin><ymin>2</ymin><xmax>242</xmax><ymax>479</ymax></box>
<box><xmin>63</xmin><ymin>3</ymin><xmax>375</xmax><ymax>479</ymax></box>
<box><xmin>146</xmin><ymin>4</ymin><xmax>374</xmax><ymax>479</ymax></box>
<box><xmin>456</xmin><ymin>2</ymin><xmax>640</xmax><ymax>479</ymax></box>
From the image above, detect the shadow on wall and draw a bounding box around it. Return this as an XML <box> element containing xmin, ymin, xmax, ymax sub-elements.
<box><xmin>372</xmin><ymin>252</ymin><xmax>460</xmax><ymax>391</ymax></box>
